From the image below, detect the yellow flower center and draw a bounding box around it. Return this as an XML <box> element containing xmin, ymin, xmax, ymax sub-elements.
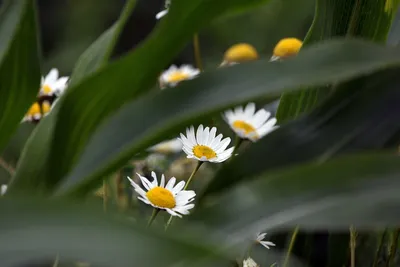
<box><xmin>192</xmin><ymin>145</ymin><xmax>217</xmax><ymax>159</ymax></box>
<box><xmin>27</xmin><ymin>102</ymin><xmax>41</xmax><ymax>116</ymax></box>
<box><xmin>167</xmin><ymin>72</ymin><xmax>190</xmax><ymax>83</ymax></box>
<box><xmin>41</xmin><ymin>101</ymin><xmax>51</xmax><ymax>114</ymax></box>
<box><xmin>146</xmin><ymin>186</ymin><xmax>176</xmax><ymax>209</ymax></box>
<box><xmin>273</xmin><ymin>38</ymin><xmax>303</xmax><ymax>58</ymax></box>
<box><xmin>224</xmin><ymin>43</ymin><xmax>258</xmax><ymax>63</ymax></box>
<box><xmin>42</xmin><ymin>84</ymin><xmax>53</xmax><ymax>94</ymax></box>
<box><xmin>233</xmin><ymin>120</ymin><xmax>257</xmax><ymax>135</ymax></box>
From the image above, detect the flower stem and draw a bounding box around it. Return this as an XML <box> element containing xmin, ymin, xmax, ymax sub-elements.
<box><xmin>372</xmin><ymin>229</ymin><xmax>387</xmax><ymax>267</ymax></box>
<box><xmin>350</xmin><ymin>225</ymin><xmax>357</xmax><ymax>267</ymax></box>
<box><xmin>282</xmin><ymin>226</ymin><xmax>299</xmax><ymax>267</ymax></box>
<box><xmin>184</xmin><ymin>161</ymin><xmax>203</xmax><ymax>190</ymax></box>
<box><xmin>231</xmin><ymin>136</ymin><xmax>244</xmax><ymax>159</ymax></box>
<box><xmin>193</xmin><ymin>33</ymin><xmax>203</xmax><ymax>71</ymax></box>
<box><xmin>165</xmin><ymin>161</ymin><xmax>203</xmax><ymax>230</ymax></box>
<box><xmin>386</xmin><ymin>228</ymin><xmax>400</xmax><ymax>267</ymax></box>
<box><xmin>147</xmin><ymin>208</ymin><xmax>160</xmax><ymax>227</ymax></box>
<box><xmin>103</xmin><ymin>179</ymin><xmax>107</xmax><ymax>212</ymax></box>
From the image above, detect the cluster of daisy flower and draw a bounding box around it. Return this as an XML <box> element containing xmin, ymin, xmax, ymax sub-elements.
<box><xmin>22</xmin><ymin>68</ymin><xmax>69</xmax><ymax>123</ymax></box>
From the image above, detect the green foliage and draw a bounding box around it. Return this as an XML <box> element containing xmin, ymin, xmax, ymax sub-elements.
<box><xmin>1</xmin><ymin>0</ymin><xmax>400</xmax><ymax>266</ymax></box>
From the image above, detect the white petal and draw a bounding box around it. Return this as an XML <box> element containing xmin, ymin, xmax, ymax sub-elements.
<box><xmin>252</xmin><ymin>109</ymin><xmax>271</xmax><ymax>128</ymax></box>
<box><xmin>209</xmin><ymin>133</ymin><xmax>223</xmax><ymax>148</ymax></box>
<box><xmin>196</xmin><ymin>125</ymin><xmax>204</xmax><ymax>144</ymax></box>
<box><xmin>202</xmin><ymin>127</ymin><xmax>210</xmax><ymax>146</ymax></box>
<box><xmin>155</xmin><ymin>9</ymin><xmax>169</xmax><ymax>19</ymax></box>
<box><xmin>207</xmin><ymin>127</ymin><xmax>217</xmax><ymax>146</ymax></box>
<box><xmin>45</xmin><ymin>68</ymin><xmax>59</xmax><ymax>83</ymax></box>
<box><xmin>172</xmin><ymin>180</ymin><xmax>185</xmax><ymax>194</ymax></box>
<box><xmin>166</xmin><ymin>177</ymin><xmax>176</xmax><ymax>191</ymax></box>
<box><xmin>244</xmin><ymin>103</ymin><xmax>256</xmax><ymax>117</ymax></box>
<box><xmin>214</xmin><ymin>137</ymin><xmax>231</xmax><ymax>153</ymax></box>
<box><xmin>188</xmin><ymin>126</ymin><xmax>197</xmax><ymax>145</ymax></box>
<box><xmin>137</xmin><ymin>173</ymin><xmax>153</xmax><ymax>190</ymax></box>
<box><xmin>166</xmin><ymin>208</ymin><xmax>181</xmax><ymax>217</ymax></box>
<box><xmin>160</xmin><ymin>174</ymin><xmax>165</xmax><ymax>187</ymax></box>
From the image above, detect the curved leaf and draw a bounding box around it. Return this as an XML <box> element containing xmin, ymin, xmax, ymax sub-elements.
<box><xmin>0</xmin><ymin>198</ymin><xmax>229</xmax><ymax>267</ymax></box>
<box><xmin>203</xmin><ymin>70</ymin><xmax>400</xmax><ymax>197</ymax></box>
<box><xmin>54</xmin><ymin>39</ymin><xmax>400</xmax><ymax>196</ymax></box>
<box><xmin>189</xmin><ymin>153</ymin><xmax>400</xmax><ymax>248</ymax></box>
<box><xmin>0</xmin><ymin>0</ymin><xmax>40</xmax><ymax>151</ymax></box>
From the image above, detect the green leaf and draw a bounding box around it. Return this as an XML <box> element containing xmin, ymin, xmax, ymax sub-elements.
<box><xmin>47</xmin><ymin>0</ymin><xmax>273</xmax><ymax>190</ymax></box>
<box><xmin>0</xmin><ymin>0</ymin><xmax>40</xmax><ymax>152</ymax></box>
<box><xmin>276</xmin><ymin>0</ymin><xmax>400</xmax><ymax>122</ymax></box>
<box><xmin>54</xmin><ymin>39</ymin><xmax>400</xmax><ymax>196</ymax></box>
<box><xmin>189</xmin><ymin>153</ymin><xmax>400</xmax><ymax>247</ymax></box>
<box><xmin>0</xmin><ymin>198</ymin><xmax>229</xmax><ymax>266</ymax></box>
<box><xmin>8</xmin><ymin>0</ymin><xmax>135</xmax><ymax>194</ymax></box>
<box><xmin>202</xmin><ymin>69</ymin><xmax>400</xmax><ymax>197</ymax></box>
<box><xmin>68</xmin><ymin>0</ymin><xmax>137</xmax><ymax>86</ymax></box>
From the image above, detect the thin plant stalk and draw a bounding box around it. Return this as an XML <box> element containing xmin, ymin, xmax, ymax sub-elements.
<box><xmin>386</xmin><ymin>228</ymin><xmax>400</xmax><ymax>267</ymax></box>
<box><xmin>165</xmin><ymin>161</ymin><xmax>203</xmax><ymax>230</ymax></box>
<box><xmin>372</xmin><ymin>229</ymin><xmax>387</xmax><ymax>267</ymax></box>
<box><xmin>193</xmin><ymin>33</ymin><xmax>203</xmax><ymax>71</ymax></box>
<box><xmin>103</xmin><ymin>179</ymin><xmax>108</xmax><ymax>212</ymax></box>
<box><xmin>282</xmin><ymin>226</ymin><xmax>300</xmax><ymax>267</ymax></box>
<box><xmin>350</xmin><ymin>225</ymin><xmax>357</xmax><ymax>267</ymax></box>
<box><xmin>147</xmin><ymin>208</ymin><xmax>160</xmax><ymax>227</ymax></box>
<box><xmin>231</xmin><ymin>136</ymin><xmax>244</xmax><ymax>159</ymax></box>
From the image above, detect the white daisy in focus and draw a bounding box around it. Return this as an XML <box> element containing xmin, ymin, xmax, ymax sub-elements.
<box><xmin>159</xmin><ymin>64</ymin><xmax>200</xmax><ymax>88</ymax></box>
<box><xmin>156</xmin><ymin>0</ymin><xmax>170</xmax><ymax>19</ymax></box>
<box><xmin>243</xmin><ymin>257</ymin><xmax>259</xmax><ymax>267</ymax></box>
<box><xmin>1</xmin><ymin>185</ymin><xmax>7</xmax><ymax>196</ymax></box>
<box><xmin>147</xmin><ymin>138</ymin><xmax>182</xmax><ymax>154</ymax></box>
<box><xmin>179</xmin><ymin>125</ymin><xmax>234</xmax><ymax>163</ymax></box>
<box><xmin>127</xmin><ymin>172</ymin><xmax>195</xmax><ymax>217</ymax></box>
<box><xmin>256</xmin><ymin>232</ymin><xmax>276</xmax><ymax>249</ymax></box>
<box><xmin>39</xmin><ymin>68</ymin><xmax>69</xmax><ymax>97</ymax></box>
<box><xmin>223</xmin><ymin>103</ymin><xmax>278</xmax><ymax>142</ymax></box>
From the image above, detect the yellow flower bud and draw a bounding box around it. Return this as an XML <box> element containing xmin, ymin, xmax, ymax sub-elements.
<box><xmin>222</xmin><ymin>43</ymin><xmax>258</xmax><ymax>65</ymax></box>
<box><xmin>272</xmin><ymin>38</ymin><xmax>303</xmax><ymax>61</ymax></box>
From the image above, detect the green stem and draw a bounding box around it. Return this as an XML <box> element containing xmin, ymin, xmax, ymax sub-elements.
<box><xmin>232</xmin><ymin>136</ymin><xmax>244</xmax><ymax>158</ymax></box>
<box><xmin>350</xmin><ymin>225</ymin><xmax>357</xmax><ymax>267</ymax></box>
<box><xmin>165</xmin><ymin>161</ymin><xmax>203</xmax><ymax>230</ymax></box>
<box><xmin>282</xmin><ymin>226</ymin><xmax>299</xmax><ymax>267</ymax></box>
<box><xmin>103</xmin><ymin>179</ymin><xmax>107</xmax><ymax>212</ymax></box>
<box><xmin>372</xmin><ymin>229</ymin><xmax>387</xmax><ymax>267</ymax></box>
<box><xmin>386</xmin><ymin>228</ymin><xmax>400</xmax><ymax>267</ymax></box>
<box><xmin>193</xmin><ymin>33</ymin><xmax>203</xmax><ymax>71</ymax></box>
<box><xmin>147</xmin><ymin>208</ymin><xmax>160</xmax><ymax>227</ymax></box>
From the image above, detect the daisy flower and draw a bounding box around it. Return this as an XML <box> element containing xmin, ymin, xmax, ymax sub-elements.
<box><xmin>220</xmin><ymin>43</ymin><xmax>258</xmax><ymax>67</ymax></box>
<box><xmin>39</xmin><ymin>68</ymin><xmax>69</xmax><ymax>97</ymax></box>
<box><xmin>22</xmin><ymin>102</ymin><xmax>42</xmax><ymax>122</ymax></box>
<box><xmin>148</xmin><ymin>138</ymin><xmax>183</xmax><ymax>154</ymax></box>
<box><xmin>179</xmin><ymin>125</ymin><xmax>234</xmax><ymax>163</ymax></box>
<box><xmin>256</xmin><ymin>232</ymin><xmax>276</xmax><ymax>249</ymax></box>
<box><xmin>243</xmin><ymin>257</ymin><xmax>259</xmax><ymax>267</ymax></box>
<box><xmin>159</xmin><ymin>64</ymin><xmax>200</xmax><ymax>88</ymax></box>
<box><xmin>270</xmin><ymin>38</ymin><xmax>302</xmax><ymax>61</ymax></box>
<box><xmin>223</xmin><ymin>103</ymin><xmax>278</xmax><ymax>142</ymax></box>
<box><xmin>156</xmin><ymin>0</ymin><xmax>170</xmax><ymax>19</ymax></box>
<box><xmin>1</xmin><ymin>185</ymin><xmax>7</xmax><ymax>196</ymax></box>
<box><xmin>127</xmin><ymin>172</ymin><xmax>195</xmax><ymax>217</ymax></box>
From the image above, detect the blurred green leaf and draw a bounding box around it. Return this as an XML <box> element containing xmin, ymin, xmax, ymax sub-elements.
<box><xmin>203</xmin><ymin>69</ymin><xmax>400</xmax><ymax>197</ymax></box>
<box><xmin>54</xmin><ymin>39</ymin><xmax>400</xmax><ymax>196</ymax></box>
<box><xmin>69</xmin><ymin>0</ymin><xmax>137</xmax><ymax>86</ymax></box>
<box><xmin>0</xmin><ymin>198</ymin><xmax>229</xmax><ymax>267</ymax></box>
<box><xmin>276</xmin><ymin>0</ymin><xmax>400</xmax><ymax>122</ymax></box>
<box><xmin>190</xmin><ymin>153</ymin><xmax>400</xmax><ymax>247</ymax></box>
<box><xmin>0</xmin><ymin>0</ymin><xmax>40</xmax><ymax>152</ymax></box>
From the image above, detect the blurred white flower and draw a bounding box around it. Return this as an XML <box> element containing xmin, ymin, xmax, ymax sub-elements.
<box><xmin>1</xmin><ymin>185</ymin><xmax>7</xmax><ymax>196</ymax></box>
<box><xmin>243</xmin><ymin>257</ymin><xmax>259</xmax><ymax>267</ymax></box>
<box><xmin>156</xmin><ymin>0</ymin><xmax>170</xmax><ymax>19</ymax></box>
<box><xmin>39</xmin><ymin>68</ymin><xmax>69</xmax><ymax>97</ymax></box>
<box><xmin>148</xmin><ymin>138</ymin><xmax>182</xmax><ymax>154</ymax></box>
<box><xmin>159</xmin><ymin>65</ymin><xmax>200</xmax><ymax>88</ymax></box>
<box><xmin>127</xmin><ymin>172</ymin><xmax>195</xmax><ymax>217</ymax></box>
<box><xmin>256</xmin><ymin>232</ymin><xmax>276</xmax><ymax>249</ymax></box>
<box><xmin>223</xmin><ymin>103</ymin><xmax>278</xmax><ymax>142</ymax></box>
<box><xmin>179</xmin><ymin>125</ymin><xmax>234</xmax><ymax>163</ymax></box>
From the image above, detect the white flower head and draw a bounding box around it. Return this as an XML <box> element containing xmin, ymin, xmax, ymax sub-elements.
<box><xmin>147</xmin><ymin>138</ymin><xmax>183</xmax><ymax>154</ymax></box>
<box><xmin>179</xmin><ymin>125</ymin><xmax>234</xmax><ymax>163</ymax></box>
<box><xmin>159</xmin><ymin>64</ymin><xmax>200</xmax><ymax>88</ymax></box>
<box><xmin>223</xmin><ymin>103</ymin><xmax>278</xmax><ymax>142</ymax></box>
<box><xmin>156</xmin><ymin>0</ymin><xmax>170</xmax><ymax>19</ymax></box>
<box><xmin>256</xmin><ymin>232</ymin><xmax>276</xmax><ymax>249</ymax></box>
<box><xmin>39</xmin><ymin>68</ymin><xmax>69</xmax><ymax>97</ymax></box>
<box><xmin>1</xmin><ymin>185</ymin><xmax>7</xmax><ymax>196</ymax></box>
<box><xmin>243</xmin><ymin>257</ymin><xmax>259</xmax><ymax>267</ymax></box>
<box><xmin>127</xmin><ymin>172</ymin><xmax>195</xmax><ymax>217</ymax></box>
